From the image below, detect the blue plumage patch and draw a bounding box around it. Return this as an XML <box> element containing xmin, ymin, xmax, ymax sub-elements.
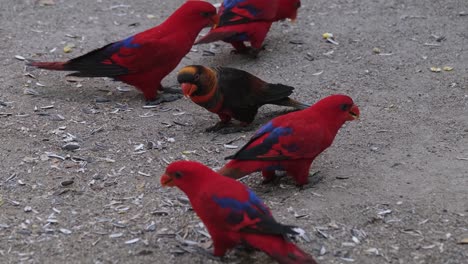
<box><xmin>110</xmin><ymin>36</ymin><xmax>141</xmax><ymax>51</ymax></box>
<box><xmin>266</xmin><ymin>164</ymin><xmax>284</xmax><ymax>171</ymax></box>
<box><xmin>255</xmin><ymin>121</ymin><xmax>275</xmax><ymax>137</ymax></box>
<box><xmin>268</xmin><ymin>127</ymin><xmax>293</xmax><ymax>141</ymax></box>
<box><xmin>224</xmin><ymin>0</ymin><xmax>246</xmax><ymax>10</ymax></box>
<box><xmin>226</xmin><ymin>32</ymin><xmax>249</xmax><ymax>42</ymax></box>
<box><xmin>282</xmin><ymin>143</ymin><xmax>299</xmax><ymax>153</ymax></box>
<box><xmin>243</xmin><ymin>4</ymin><xmax>260</xmax><ymax>16</ymax></box>
<box><xmin>212</xmin><ymin>189</ymin><xmax>269</xmax><ymax>225</ymax></box>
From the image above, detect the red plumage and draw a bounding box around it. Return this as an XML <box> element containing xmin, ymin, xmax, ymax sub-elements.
<box><xmin>161</xmin><ymin>160</ymin><xmax>317</xmax><ymax>264</ymax></box>
<box><xmin>196</xmin><ymin>0</ymin><xmax>301</xmax><ymax>56</ymax></box>
<box><xmin>27</xmin><ymin>1</ymin><xmax>218</xmax><ymax>102</ymax></box>
<box><xmin>218</xmin><ymin>94</ymin><xmax>360</xmax><ymax>186</ymax></box>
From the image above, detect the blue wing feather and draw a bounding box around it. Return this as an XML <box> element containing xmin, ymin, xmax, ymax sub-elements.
<box><xmin>212</xmin><ymin>189</ymin><xmax>270</xmax><ymax>225</ymax></box>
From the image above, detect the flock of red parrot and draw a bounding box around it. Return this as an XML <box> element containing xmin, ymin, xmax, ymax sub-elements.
<box><xmin>27</xmin><ymin>1</ymin><xmax>361</xmax><ymax>263</ymax></box>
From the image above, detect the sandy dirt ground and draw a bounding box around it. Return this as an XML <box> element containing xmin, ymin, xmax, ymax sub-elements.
<box><xmin>0</xmin><ymin>0</ymin><xmax>467</xmax><ymax>263</ymax></box>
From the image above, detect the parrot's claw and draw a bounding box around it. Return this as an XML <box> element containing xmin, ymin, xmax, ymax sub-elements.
<box><xmin>181</xmin><ymin>245</ymin><xmax>223</xmax><ymax>260</ymax></box>
<box><xmin>146</xmin><ymin>93</ymin><xmax>182</xmax><ymax>105</ymax></box>
<box><xmin>217</xmin><ymin>126</ymin><xmax>254</xmax><ymax>134</ymax></box>
<box><xmin>161</xmin><ymin>86</ymin><xmax>182</xmax><ymax>94</ymax></box>
<box><xmin>230</xmin><ymin>45</ymin><xmax>265</xmax><ymax>59</ymax></box>
<box><xmin>206</xmin><ymin>122</ymin><xmax>230</xmax><ymax>132</ymax></box>
<box><xmin>262</xmin><ymin>171</ymin><xmax>286</xmax><ymax>185</ymax></box>
<box><xmin>261</xmin><ymin>176</ymin><xmax>277</xmax><ymax>184</ymax></box>
<box><xmin>297</xmin><ymin>171</ymin><xmax>323</xmax><ymax>189</ymax></box>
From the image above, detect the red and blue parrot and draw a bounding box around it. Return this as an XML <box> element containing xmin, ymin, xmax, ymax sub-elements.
<box><xmin>161</xmin><ymin>160</ymin><xmax>317</xmax><ymax>264</ymax></box>
<box><xmin>27</xmin><ymin>0</ymin><xmax>218</xmax><ymax>105</ymax></box>
<box><xmin>218</xmin><ymin>94</ymin><xmax>360</xmax><ymax>186</ymax></box>
<box><xmin>196</xmin><ymin>0</ymin><xmax>301</xmax><ymax>57</ymax></box>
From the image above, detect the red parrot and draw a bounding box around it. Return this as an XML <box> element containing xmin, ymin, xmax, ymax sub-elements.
<box><xmin>161</xmin><ymin>160</ymin><xmax>317</xmax><ymax>264</ymax></box>
<box><xmin>218</xmin><ymin>94</ymin><xmax>360</xmax><ymax>186</ymax></box>
<box><xmin>196</xmin><ymin>0</ymin><xmax>301</xmax><ymax>57</ymax></box>
<box><xmin>27</xmin><ymin>0</ymin><xmax>218</xmax><ymax>104</ymax></box>
<box><xmin>177</xmin><ymin>65</ymin><xmax>309</xmax><ymax>133</ymax></box>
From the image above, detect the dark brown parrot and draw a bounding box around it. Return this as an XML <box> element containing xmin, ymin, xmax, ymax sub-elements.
<box><xmin>177</xmin><ymin>65</ymin><xmax>309</xmax><ymax>133</ymax></box>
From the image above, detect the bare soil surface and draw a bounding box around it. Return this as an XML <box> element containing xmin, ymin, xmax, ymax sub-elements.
<box><xmin>1</xmin><ymin>0</ymin><xmax>467</xmax><ymax>263</ymax></box>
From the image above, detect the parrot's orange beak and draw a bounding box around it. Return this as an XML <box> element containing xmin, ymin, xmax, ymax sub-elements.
<box><xmin>181</xmin><ymin>83</ymin><xmax>198</xmax><ymax>98</ymax></box>
<box><xmin>160</xmin><ymin>173</ymin><xmax>175</xmax><ymax>187</ymax></box>
<box><xmin>349</xmin><ymin>104</ymin><xmax>360</xmax><ymax>120</ymax></box>
<box><xmin>211</xmin><ymin>14</ymin><xmax>219</xmax><ymax>29</ymax></box>
<box><xmin>289</xmin><ymin>12</ymin><xmax>298</xmax><ymax>23</ymax></box>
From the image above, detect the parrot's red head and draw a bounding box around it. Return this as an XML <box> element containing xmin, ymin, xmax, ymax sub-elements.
<box><xmin>313</xmin><ymin>94</ymin><xmax>360</xmax><ymax>122</ymax></box>
<box><xmin>177</xmin><ymin>65</ymin><xmax>217</xmax><ymax>99</ymax></box>
<box><xmin>170</xmin><ymin>1</ymin><xmax>219</xmax><ymax>28</ymax></box>
<box><xmin>160</xmin><ymin>160</ymin><xmax>214</xmax><ymax>190</ymax></box>
<box><xmin>276</xmin><ymin>0</ymin><xmax>301</xmax><ymax>21</ymax></box>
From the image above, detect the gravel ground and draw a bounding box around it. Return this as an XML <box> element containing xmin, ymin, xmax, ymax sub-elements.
<box><xmin>0</xmin><ymin>0</ymin><xmax>467</xmax><ymax>263</ymax></box>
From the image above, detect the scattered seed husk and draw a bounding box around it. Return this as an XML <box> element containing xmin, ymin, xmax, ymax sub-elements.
<box><xmin>5</xmin><ymin>173</ymin><xmax>17</xmax><ymax>183</ymax></box>
<box><xmin>63</xmin><ymin>43</ymin><xmax>75</xmax><ymax>53</ymax></box>
<box><xmin>202</xmin><ymin>50</ymin><xmax>215</xmax><ymax>56</ymax></box>
<box><xmin>142</xmin><ymin>105</ymin><xmax>158</xmax><ymax>109</ymax></box>
<box><xmin>65</xmin><ymin>34</ymin><xmax>79</xmax><ymax>39</ymax></box>
<box><xmin>59</xmin><ymin>228</ymin><xmax>72</xmax><ymax>234</ymax></box>
<box><xmin>24</xmin><ymin>88</ymin><xmax>40</xmax><ymax>96</ymax></box>
<box><xmin>223</xmin><ymin>144</ymin><xmax>238</xmax><ymax>149</ymax></box>
<box><xmin>40</xmin><ymin>105</ymin><xmax>54</xmax><ymax>109</ymax></box>
<box><xmin>137</xmin><ymin>249</ymin><xmax>153</xmax><ymax>255</ymax></box>
<box><xmin>95</xmin><ymin>97</ymin><xmax>110</xmax><ymax>103</ymax></box>
<box><xmin>316</xmin><ymin>228</ymin><xmax>329</xmax><ymax>239</ymax></box>
<box><xmin>458</xmin><ymin>238</ymin><xmax>468</xmax><ymax>244</ymax></box>
<box><xmin>24</xmin><ymin>206</ymin><xmax>32</xmax><ymax>212</ymax></box>
<box><xmin>151</xmin><ymin>210</ymin><xmax>169</xmax><ymax>216</ymax></box>
<box><xmin>109</xmin><ymin>233</ymin><xmax>123</xmax><ymax>238</ymax></box>
<box><xmin>62</xmin><ymin>142</ymin><xmax>80</xmax><ymax>151</ymax></box>
<box><xmin>177</xmin><ymin>196</ymin><xmax>190</xmax><ymax>204</ymax></box>
<box><xmin>60</xmin><ymin>180</ymin><xmax>74</xmax><ymax>187</ymax></box>
<box><xmin>137</xmin><ymin>171</ymin><xmax>150</xmax><ymax>177</ymax></box>
<box><xmin>319</xmin><ymin>246</ymin><xmax>327</xmax><ymax>255</ymax></box>
<box><xmin>377</xmin><ymin>209</ymin><xmax>392</xmax><ymax>216</ymax></box>
<box><xmin>401</xmin><ymin>229</ymin><xmax>423</xmax><ymax>236</ymax></box>
<box><xmin>443</xmin><ymin>66</ymin><xmax>453</xmax><ymax>71</ymax></box>
<box><xmin>146</xmin><ymin>221</ymin><xmax>156</xmax><ymax>232</ymax></box>
<box><xmin>322</xmin><ymin>32</ymin><xmax>339</xmax><ymax>45</ymax></box>
<box><xmin>125</xmin><ymin>238</ymin><xmax>140</xmax><ymax>244</ymax></box>
<box><xmin>65</xmin><ymin>76</ymin><xmax>84</xmax><ymax>82</ymax></box>
<box><xmin>46</xmin><ymin>152</ymin><xmax>66</xmax><ymax>161</ymax></box>
<box><xmin>134</xmin><ymin>144</ymin><xmax>144</xmax><ymax>151</ymax></box>
<box><xmin>365</xmin><ymin>248</ymin><xmax>379</xmax><ymax>255</ymax></box>
<box><xmin>422</xmin><ymin>244</ymin><xmax>436</xmax><ymax>249</ymax></box>
<box><xmin>372</xmin><ymin>47</ymin><xmax>381</xmax><ymax>54</ymax></box>
<box><xmin>15</xmin><ymin>55</ymin><xmax>26</xmax><ymax>61</ymax></box>
<box><xmin>38</xmin><ymin>0</ymin><xmax>55</xmax><ymax>6</ymax></box>
<box><xmin>116</xmin><ymin>86</ymin><xmax>132</xmax><ymax>92</ymax></box>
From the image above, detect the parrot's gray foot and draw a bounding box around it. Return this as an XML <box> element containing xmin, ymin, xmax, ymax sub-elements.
<box><xmin>146</xmin><ymin>93</ymin><xmax>182</xmax><ymax>105</ymax></box>
<box><xmin>161</xmin><ymin>86</ymin><xmax>182</xmax><ymax>94</ymax></box>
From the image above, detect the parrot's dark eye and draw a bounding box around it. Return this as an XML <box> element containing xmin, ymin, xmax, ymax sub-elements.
<box><xmin>340</xmin><ymin>104</ymin><xmax>352</xmax><ymax>111</ymax></box>
<box><xmin>174</xmin><ymin>171</ymin><xmax>183</xmax><ymax>179</ymax></box>
<box><xmin>193</xmin><ymin>74</ymin><xmax>200</xmax><ymax>81</ymax></box>
<box><xmin>200</xmin><ymin>11</ymin><xmax>213</xmax><ymax>18</ymax></box>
